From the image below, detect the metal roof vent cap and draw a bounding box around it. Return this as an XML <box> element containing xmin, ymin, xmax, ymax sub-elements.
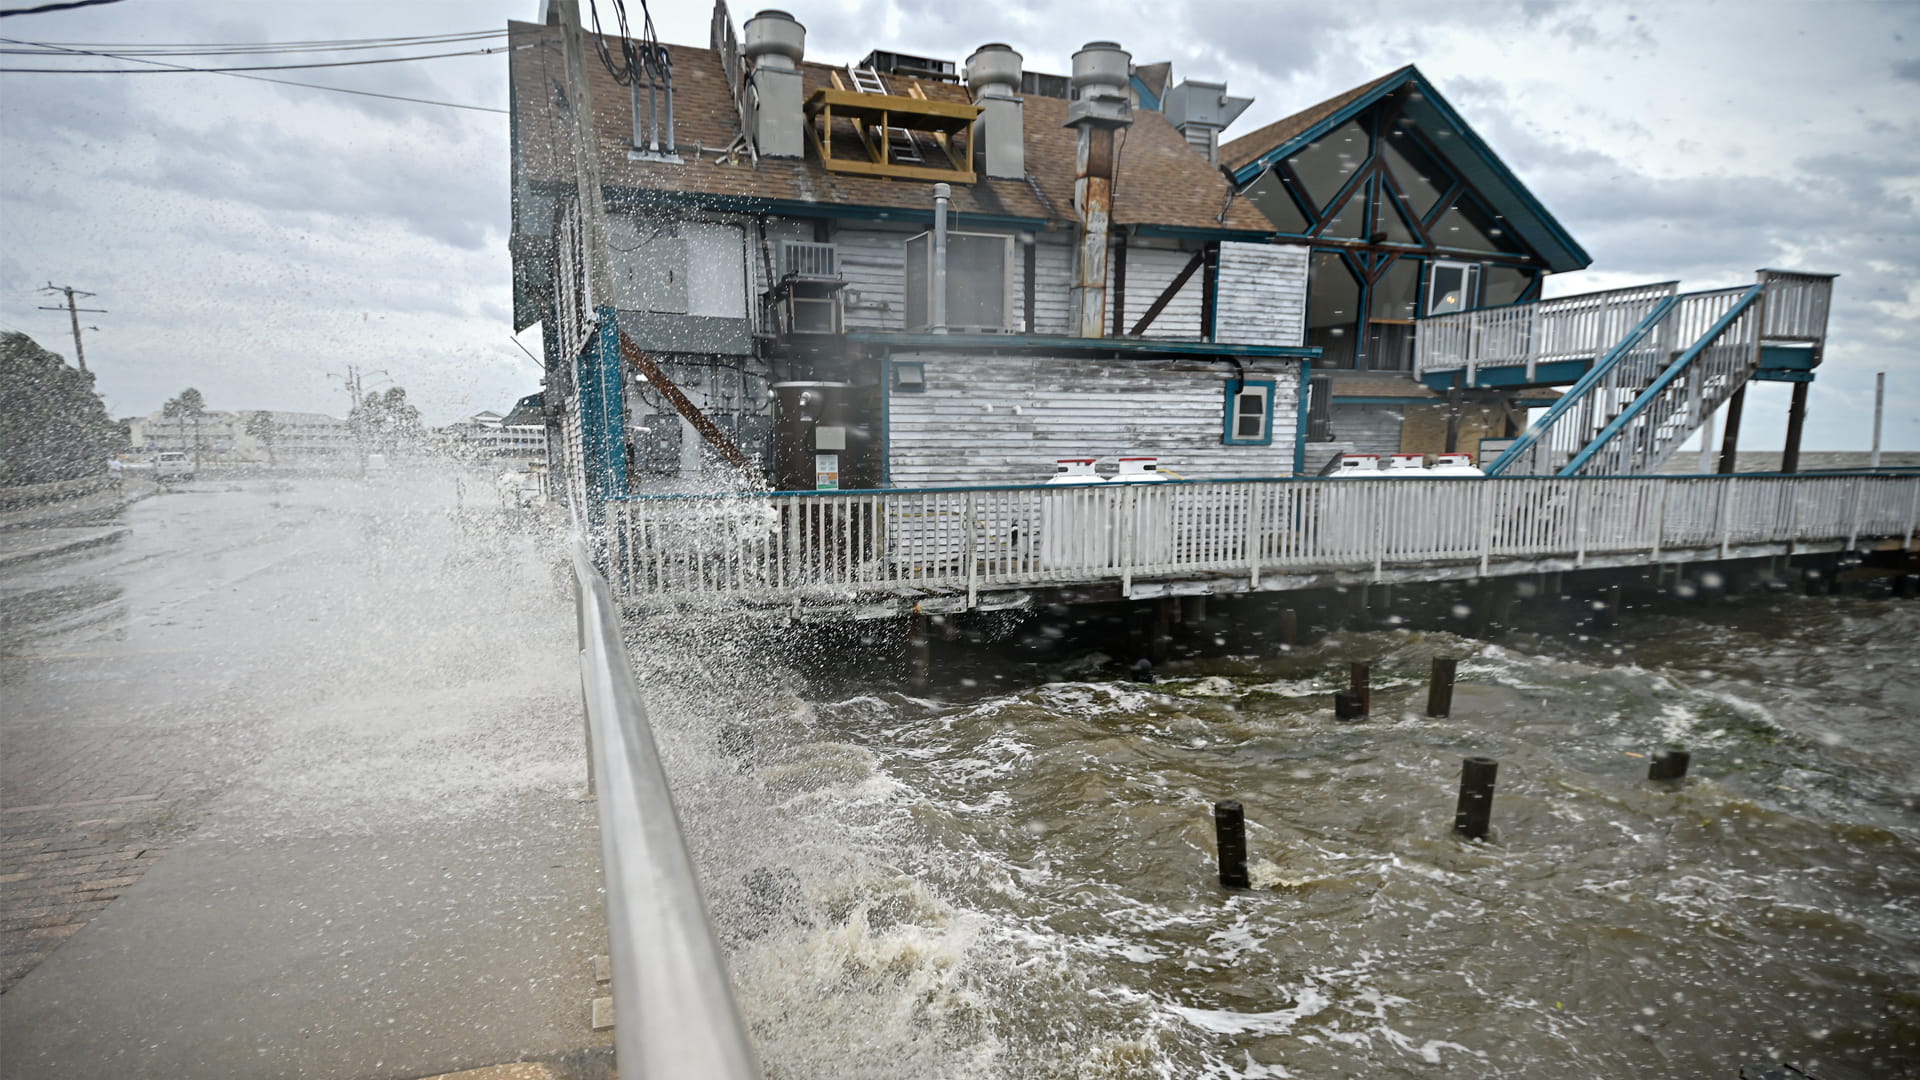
<box><xmin>1070</xmin><ymin>41</ymin><xmax>1130</xmax><ymax>99</ymax></box>
<box><xmin>743</xmin><ymin>9</ymin><xmax>805</xmax><ymax>70</ymax></box>
<box><xmin>966</xmin><ymin>43</ymin><xmax>1023</xmax><ymax>99</ymax></box>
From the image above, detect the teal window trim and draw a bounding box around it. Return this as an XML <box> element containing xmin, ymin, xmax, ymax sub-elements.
<box><xmin>1223</xmin><ymin>376</ymin><xmax>1278</xmax><ymax>446</ymax></box>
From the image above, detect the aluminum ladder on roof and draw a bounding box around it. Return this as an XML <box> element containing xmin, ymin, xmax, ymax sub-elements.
<box><xmin>845</xmin><ymin>65</ymin><xmax>924</xmax><ymax>163</ymax></box>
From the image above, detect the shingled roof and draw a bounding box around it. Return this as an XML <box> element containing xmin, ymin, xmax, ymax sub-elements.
<box><xmin>1219</xmin><ymin>67</ymin><xmax>1410</xmax><ymax>173</ymax></box>
<box><xmin>507</xmin><ymin>21</ymin><xmax>1271</xmax><ymax>235</ymax></box>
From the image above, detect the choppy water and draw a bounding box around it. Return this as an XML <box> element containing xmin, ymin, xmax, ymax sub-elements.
<box><xmin>637</xmin><ymin>588</ymin><xmax>1920</xmax><ymax>1079</ymax></box>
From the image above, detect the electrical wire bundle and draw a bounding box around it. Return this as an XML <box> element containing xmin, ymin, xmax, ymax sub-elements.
<box><xmin>0</xmin><ymin>26</ymin><xmax>522</xmax><ymax>113</ymax></box>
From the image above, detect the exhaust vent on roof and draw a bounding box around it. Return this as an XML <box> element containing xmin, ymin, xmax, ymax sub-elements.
<box><xmin>858</xmin><ymin>49</ymin><xmax>957</xmax><ymax>82</ymax></box>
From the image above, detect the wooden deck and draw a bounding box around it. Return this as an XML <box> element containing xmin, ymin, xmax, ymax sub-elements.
<box><xmin>602</xmin><ymin>472</ymin><xmax>1920</xmax><ymax>618</ymax></box>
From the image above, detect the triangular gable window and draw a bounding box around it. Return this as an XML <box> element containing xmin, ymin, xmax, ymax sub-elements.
<box><xmin>1245</xmin><ymin>164</ymin><xmax>1311</xmax><ymax>234</ymax></box>
<box><xmin>1430</xmin><ymin>194</ymin><xmax>1523</xmax><ymax>255</ymax></box>
<box><xmin>1380</xmin><ymin>127</ymin><xmax>1450</xmax><ymax>222</ymax></box>
<box><xmin>1375</xmin><ymin>178</ymin><xmax>1421</xmax><ymax>246</ymax></box>
<box><xmin>1320</xmin><ymin>182</ymin><xmax>1368</xmax><ymax>240</ymax></box>
<box><xmin>1286</xmin><ymin>119</ymin><xmax>1371</xmax><ymax>214</ymax></box>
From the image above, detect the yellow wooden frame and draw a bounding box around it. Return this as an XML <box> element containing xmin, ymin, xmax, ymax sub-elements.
<box><xmin>803</xmin><ymin>87</ymin><xmax>980</xmax><ymax>183</ymax></box>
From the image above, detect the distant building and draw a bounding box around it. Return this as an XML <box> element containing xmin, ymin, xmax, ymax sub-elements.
<box><xmin>440</xmin><ymin>409</ymin><xmax>548</xmax><ymax>463</ymax></box>
<box><xmin>127</xmin><ymin>409</ymin><xmax>352</xmax><ymax>463</ymax></box>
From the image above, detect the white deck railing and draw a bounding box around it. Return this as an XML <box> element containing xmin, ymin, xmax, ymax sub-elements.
<box><xmin>1414</xmin><ymin>281</ymin><xmax>1680</xmax><ymax>383</ymax></box>
<box><xmin>1757</xmin><ymin>269</ymin><xmax>1837</xmax><ymax>343</ymax></box>
<box><xmin>605</xmin><ymin>474</ymin><xmax>1920</xmax><ymax>605</ymax></box>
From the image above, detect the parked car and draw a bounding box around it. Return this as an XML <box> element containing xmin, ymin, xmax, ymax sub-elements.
<box><xmin>154</xmin><ymin>451</ymin><xmax>192</xmax><ymax>482</ymax></box>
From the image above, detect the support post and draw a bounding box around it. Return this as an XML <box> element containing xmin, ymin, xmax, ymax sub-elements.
<box><xmin>908</xmin><ymin>614</ymin><xmax>931</xmax><ymax>693</ymax></box>
<box><xmin>1152</xmin><ymin>597</ymin><xmax>1174</xmax><ymax>664</ymax></box>
<box><xmin>1717</xmin><ymin>384</ymin><xmax>1746</xmax><ymax>474</ymax></box>
<box><xmin>1349</xmin><ymin>662</ymin><xmax>1370</xmax><ymax>716</ymax></box>
<box><xmin>1214</xmin><ymin>800</ymin><xmax>1250</xmax><ymax>889</ymax></box>
<box><xmin>1781</xmin><ymin>381</ymin><xmax>1809</xmax><ymax>474</ymax></box>
<box><xmin>1279</xmin><ymin>607</ymin><xmax>1299</xmax><ymax>647</ymax></box>
<box><xmin>1453</xmin><ymin>757</ymin><xmax>1498</xmax><ymax>841</ymax></box>
<box><xmin>1426</xmin><ymin>658</ymin><xmax>1457</xmax><ymax>718</ymax></box>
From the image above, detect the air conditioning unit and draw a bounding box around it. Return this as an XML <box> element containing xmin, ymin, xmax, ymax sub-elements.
<box><xmin>904</xmin><ymin>231</ymin><xmax>1014</xmax><ymax>332</ymax></box>
<box><xmin>781</xmin><ymin>289</ymin><xmax>844</xmax><ymax>334</ymax></box>
<box><xmin>777</xmin><ymin>240</ymin><xmax>839</xmax><ymax>281</ymax></box>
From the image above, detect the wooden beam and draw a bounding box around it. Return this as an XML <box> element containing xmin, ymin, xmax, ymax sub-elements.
<box><xmin>1129</xmin><ymin>247</ymin><xmax>1206</xmax><ymax>337</ymax></box>
<box><xmin>617</xmin><ymin>331</ymin><xmax>760</xmax><ymax>478</ymax></box>
<box><xmin>813</xmin><ymin>155</ymin><xmax>977</xmax><ymax>184</ymax></box>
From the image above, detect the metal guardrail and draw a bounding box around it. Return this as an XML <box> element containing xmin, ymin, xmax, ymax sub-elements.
<box><xmin>604</xmin><ymin>474</ymin><xmax>1920</xmax><ymax>605</ymax></box>
<box><xmin>572</xmin><ymin>541</ymin><xmax>763</xmax><ymax>1080</ymax></box>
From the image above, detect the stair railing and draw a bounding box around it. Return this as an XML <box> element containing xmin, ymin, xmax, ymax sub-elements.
<box><xmin>1561</xmin><ymin>284</ymin><xmax>1765</xmax><ymax>477</ymax></box>
<box><xmin>1483</xmin><ymin>294</ymin><xmax>1681</xmax><ymax>475</ymax></box>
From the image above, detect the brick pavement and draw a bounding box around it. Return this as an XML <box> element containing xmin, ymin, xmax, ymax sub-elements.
<box><xmin>0</xmin><ymin>685</ymin><xmax>234</xmax><ymax>994</ymax></box>
<box><xmin>0</xmin><ymin>772</ymin><xmax>209</xmax><ymax>992</ymax></box>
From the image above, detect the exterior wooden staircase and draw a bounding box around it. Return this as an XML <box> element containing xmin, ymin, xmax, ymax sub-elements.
<box><xmin>1442</xmin><ymin>271</ymin><xmax>1837</xmax><ymax>476</ymax></box>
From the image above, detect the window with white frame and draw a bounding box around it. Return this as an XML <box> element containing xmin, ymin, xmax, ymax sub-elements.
<box><xmin>1223</xmin><ymin>378</ymin><xmax>1275</xmax><ymax>445</ymax></box>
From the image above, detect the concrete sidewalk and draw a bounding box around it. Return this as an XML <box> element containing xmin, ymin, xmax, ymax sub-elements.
<box><xmin>1</xmin><ymin>799</ymin><xmax>609</xmax><ymax>1080</ymax></box>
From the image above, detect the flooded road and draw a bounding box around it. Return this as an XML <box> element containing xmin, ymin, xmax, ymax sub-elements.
<box><xmin>638</xmin><ymin>588</ymin><xmax>1920</xmax><ymax>1079</ymax></box>
<box><xmin>2</xmin><ymin>472</ymin><xmax>609</xmax><ymax>1079</ymax></box>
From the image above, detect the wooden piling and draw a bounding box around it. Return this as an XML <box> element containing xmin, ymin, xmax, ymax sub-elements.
<box><xmin>1453</xmin><ymin>757</ymin><xmax>1498</xmax><ymax>841</ymax></box>
<box><xmin>1152</xmin><ymin>598</ymin><xmax>1174</xmax><ymax>663</ymax></box>
<box><xmin>1350</xmin><ymin>662</ymin><xmax>1371</xmax><ymax>716</ymax></box>
<box><xmin>908</xmin><ymin>614</ymin><xmax>931</xmax><ymax>693</ymax></box>
<box><xmin>1214</xmin><ymin>799</ymin><xmax>1250</xmax><ymax>889</ymax></box>
<box><xmin>1279</xmin><ymin>607</ymin><xmax>1299</xmax><ymax>647</ymax></box>
<box><xmin>1426</xmin><ymin>658</ymin><xmax>1457</xmax><ymax>718</ymax></box>
<box><xmin>1333</xmin><ymin>690</ymin><xmax>1366</xmax><ymax>721</ymax></box>
<box><xmin>1649</xmin><ymin>749</ymin><xmax>1691</xmax><ymax>783</ymax></box>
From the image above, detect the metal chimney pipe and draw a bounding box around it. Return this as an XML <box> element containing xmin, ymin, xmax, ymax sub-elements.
<box><xmin>932</xmin><ymin>182</ymin><xmax>951</xmax><ymax>334</ymax></box>
<box><xmin>1065</xmin><ymin>41</ymin><xmax>1132</xmax><ymax>338</ymax></box>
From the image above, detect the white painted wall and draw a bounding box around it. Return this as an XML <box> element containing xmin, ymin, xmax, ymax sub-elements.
<box><xmin>886</xmin><ymin>350</ymin><xmax>1304</xmax><ymax>486</ymax></box>
<box><xmin>1216</xmin><ymin>242</ymin><xmax>1308</xmax><ymax>347</ymax></box>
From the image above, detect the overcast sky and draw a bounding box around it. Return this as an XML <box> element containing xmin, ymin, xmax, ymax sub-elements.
<box><xmin>1</xmin><ymin>0</ymin><xmax>1913</xmax><ymax>449</ymax></box>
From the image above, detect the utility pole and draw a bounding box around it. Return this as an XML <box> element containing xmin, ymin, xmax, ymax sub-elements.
<box><xmin>328</xmin><ymin>364</ymin><xmax>371</xmax><ymax>477</ymax></box>
<box><xmin>37</xmin><ymin>283</ymin><xmax>107</xmax><ymax>372</ymax></box>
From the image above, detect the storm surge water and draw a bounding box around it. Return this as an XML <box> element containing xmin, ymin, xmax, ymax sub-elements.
<box><xmin>633</xmin><ymin>589</ymin><xmax>1919</xmax><ymax>1079</ymax></box>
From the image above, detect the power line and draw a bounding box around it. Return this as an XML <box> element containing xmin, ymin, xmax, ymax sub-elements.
<box><xmin>7</xmin><ymin>30</ymin><xmax>506</xmax><ymax>55</ymax></box>
<box><xmin>0</xmin><ymin>42</ymin><xmax>516</xmax><ymax>73</ymax></box>
<box><xmin>0</xmin><ymin>0</ymin><xmax>127</xmax><ymax>17</ymax></box>
<box><xmin>0</xmin><ymin>36</ymin><xmax>510</xmax><ymax>113</ymax></box>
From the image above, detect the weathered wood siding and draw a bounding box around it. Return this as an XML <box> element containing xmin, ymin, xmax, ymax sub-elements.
<box><xmin>1216</xmin><ymin>242</ymin><xmax>1307</xmax><ymax>347</ymax></box>
<box><xmin>1032</xmin><ymin>235</ymin><xmax>1075</xmax><ymax>334</ymax></box>
<box><xmin>886</xmin><ymin>350</ymin><xmax>1304</xmax><ymax>486</ymax></box>
<box><xmin>1113</xmin><ymin>242</ymin><xmax>1206</xmax><ymax>339</ymax></box>
<box><xmin>833</xmin><ymin>224</ymin><xmax>913</xmax><ymax>330</ymax></box>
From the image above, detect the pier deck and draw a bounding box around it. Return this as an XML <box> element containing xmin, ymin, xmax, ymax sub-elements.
<box><xmin>605</xmin><ymin>472</ymin><xmax>1920</xmax><ymax>619</ymax></box>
